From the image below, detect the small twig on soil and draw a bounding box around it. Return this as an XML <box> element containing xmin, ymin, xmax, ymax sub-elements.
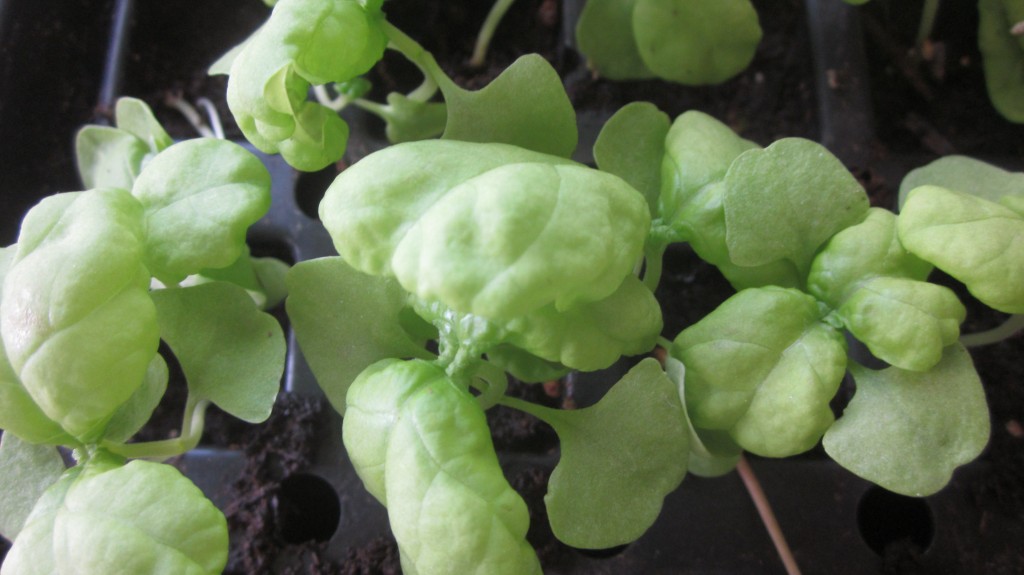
<box><xmin>736</xmin><ymin>455</ymin><xmax>803</xmax><ymax>575</ymax></box>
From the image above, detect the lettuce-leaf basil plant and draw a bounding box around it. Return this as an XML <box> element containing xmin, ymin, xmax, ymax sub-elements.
<box><xmin>3</xmin><ymin>0</ymin><xmax>1021</xmax><ymax>572</ymax></box>
<box><xmin>0</xmin><ymin>99</ymin><xmax>286</xmax><ymax>574</ymax></box>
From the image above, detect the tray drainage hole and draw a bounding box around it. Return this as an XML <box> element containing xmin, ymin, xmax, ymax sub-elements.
<box><xmin>857</xmin><ymin>486</ymin><xmax>935</xmax><ymax>557</ymax></box>
<box><xmin>273</xmin><ymin>473</ymin><xmax>341</xmax><ymax>544</ymax></box>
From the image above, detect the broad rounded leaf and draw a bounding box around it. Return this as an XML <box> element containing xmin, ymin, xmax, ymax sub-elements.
<box><xmin>132</xmin><ymin>138</ymin><xmax>271</xmax><ymax>284</ymax></box>
<box><xmin>75</xmin><ymin>126</ymin><xmax>150</xmax><ymax>190</ymax></box>
<box><xmin>276</xmin><ymin>100</ymin><xmax>350</xmax><ymax>172</ymax></box>
<box><xmin>0</xmin><ymin>434</ymin><xmax>65</xmax><ymax>541</ymax></box>
<box><xmin>151</xmin><ymin>282</ymin><xmax>284</xmax><ymax>423</ymax></box>
<box><xmin>287</xmin><ymin>257</ymin><xmax>433</xmax><ymax>414</ymax></box>
<box><xmin>673</xmin><ymin>287</ymin><xmax>847</xmax><ymax>457</ymax></box>
<box><xmin>633</xmin><ymin>0</ymin><xmax>762</xmax><ymax>85</ymax></box>
<box><xmin>837</xmin><ymin>277</ymin><xmax>964</xmax><ymax>371</ymax></box>
<box><xmin>101</xmin><ymin>354</ymin><xmax>169</xmax><ymax>443</ymax></box>
<box><xmin>898</xmin><ymin>185</ymin><xmax>1024</xmax><ymax>314</ymax></box>
<box><xmin>898</xmin><ymin>155</ymin><xmax>1024</xmax><ymax>209</ymax></box>
<box><xmin>594</xmin><ymin>102</ymin><xmax>671</xmax><ymax>216</ymax></box>
<box><xmin>824</xmin><ymin>345</ymin><xmax>990</xmax><ymax>496</ymax></box>
<box><xmin>532</xmin><ymin>358</ymin><xmax>688</xmax><ymax>548</ymax></box>
<box><xmin>724</xmin><ymin>138</ymin><xmax>869</xmax><ymax>278</ymax></box>
<box><xmin>114</xmin><ymin>97</ymin><xmax>173</xmax><ymax>154</ymax></box>
<box><xmin>1</xmin><ymin>466</ymin><xmax>80</xmax><ymax>575</ymax></box>
<box><xmin>54</xmin><ymin>460</ymin><xmax>228</xmax><ymax>575</ymax></box>
<box><xmin>2</xmin><ymin>190</ymin><xmax>158</xmax><ymax>441</ymax></box>
<box><xmin>663</xmin><ymin>356</ymin><xmax>741</xmax><ymax>478</ymax></box>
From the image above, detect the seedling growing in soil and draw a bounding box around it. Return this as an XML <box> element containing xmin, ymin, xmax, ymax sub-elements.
<box><xmin>0</xmin><ymin>99</ymin><xmax>286</xmax><ymax>575</ymax></box>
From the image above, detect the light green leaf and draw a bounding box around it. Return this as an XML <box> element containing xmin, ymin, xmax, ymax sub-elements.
<box><xmin>54</xmin><ymin>459</ymin><xmax>228</xmax><ymax>575</ymax></box>
<box><xmin>978</xmin><ymin>0</ymin><xmax>1024</xmax><ymax>122</ymax></box>
<box><xmin>286</xmin><ymin>257</ymin><xmax>432</xmax><ymax>414</ymax></box>
<box><xmin>151</xmin><ymin>282</ymin><xmax>284</xmax><ymax>423</ymax></box>
<box><xmin>276</xmin><ymin>100</ymin><xmax>350</xmax><ymax>172</ymax></box>
<box><xmin>593</xmin><ymin>102</ymin><xmax>671</xmax><ymax>216</ymax></box>
<box><xmin>575</xmin><ymin>0</ymin><xmax>654</xmax><ymax>80</ymax></box>
<box><xmin>898</xmin><ymin>185</ymin><xmax>1024</xmax><ymax>314</ymax></box>
<box><xmin>837</xmin><ymin>277</ymin><xmax>965</xmax><ymax>371</ymax></box>
<box><xmin>898</xmin><ymin>155</ymin><xmax>1024</xmax><ymax>208</ymax></box>
<box><xmin>499</xmin><ymin>274</ymin><xmax>663</xmax><ymax>371</ymax></box>
<box><xmin>101</xmin><ymin>354</ymin><xmax>169</xmax><ymax>443</ymax></box>
<box><xmin>824</xmin><ymin>344</ymin><xmax>990</xmax><ymax>496</ymax></box>
<box><xmin>0</xmin><ymin>434</ymin><xmax>65</xmax><ymax>540</ymax></box>
<box><xmin>131</xmin><ymin>138</ymin><xmax>271</xmax><ymax>284</ymax></box>
<box><xmin>439</xmin><ymin>54</ymin><xmax>577</xmax><ymax>158</ymax></box>
<box><xmin>75</xmin><ymin>126</ymin><xmax>150</xmax><ymax>190</ymax></box>
<box><xmin>342</xmin><ymin>358</ymin><xmax>448</xmax><ymax>504</ymax></box>
<box><xmin>673</xmin><ymin>286</ymin><xmax>847</xmax><ymax>457</ymax></box>
<box><xmin>1</xmin><ymin>466</ymin><xmax>80</xmax><ymax>575</ymax></box>
<box><xmin>663</xmin><ymin>356</ymin><xmax>741</xmax><ymax>477</ymax></box>
<box><xmin>377</xmin><ymin>92</ymin><xmax>448</xmax><ymax>144</ymax></box>
<box><xmin>484</xmin><ymin>345</ymin><xmax>570</xmax><ymax>383</ymax></box>
<box><xmin>808</xmin><ymin>208</ymin><xmax>932</xmax><ymax>308</ymax></box>
<box><xmin>384</xmin><ymin>366</ymin><xmax>540</xmax><ymax>575</ymax></box>
<box><xmin>633</xmin><ymin>0</ymin><xmax>762</xmax><ymax>85</ymax></box>
<box><xmin>115</xmin><ymin>97</ymin><xmax>173</xmax><ymax>154</ymax></box>
<box><xmin>724</xmin><ymin>138</ymin><xmax>870</xmax><ymax>279</ymax></box>
<box><xmin>321</xmin><ymin>140</ymin><xmax>574</xmax><ymax>276</ymax></box>
<box><xmin>2</xmin><ymin>190</ymin><xmax>159</xmax><ymax>442</ymax></box>
<box><xmin>512</xmin><ymin>358</ymin><xmax>687</xmax><ymax>549</ymax></box>
<box><xmin>322</xmin><ymin>140</ymin><xmax>649</xmax><ymax>320</ymax></box>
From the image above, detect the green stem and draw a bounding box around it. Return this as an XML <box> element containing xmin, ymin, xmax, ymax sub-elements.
<box><xmin>960</xmin><ymin>314</ymin><xmax>1024</xmax><ymax>347</ymax></box>
<box><xmin>470</xmin><ymin>0</ymin><xmax>517</xmax><ymax>68</ymax></box>
<box><xmin>915</xmin><ymin>0</ymin><xmax>940</xmax><ymax>49</ymax></box>
<box><xmin>102</xmin><ymin>396</ymin><xmax>210</xmax><ymax>461</ymax></box>
<box><xmin>471</xmin><ymin>360</ymin><xmax>510</xmax><ymax>410</ymax></box>
<box><xmin>382</xmin><ymin>21</ymin><xmax>448</xmax><ymax>102</ymax></box>
<box><xmin>499</xmin><ymin>394</ymin><xmax>553</xmax><ymax>421</ymax></box>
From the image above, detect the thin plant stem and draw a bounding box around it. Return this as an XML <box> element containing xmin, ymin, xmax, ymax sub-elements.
<box><xmin>102</xmin><ymin>396</ymin><xmax>210</xmax><ymax>461</ymax></box>
<box><xmin>470</xmin><ymin>0</ymin><xmax>517</xmax><ymax>68</ymax></box>
<box><xmin>165</xmin><ymin>93</ymin><xmax>217</xmax><ymax>139</ymax></box>
<box><xmin>736</xmin><ymin>455</ymin><xmax>802</xmax><ymax>575</ymax></box>
<box><xmin>915</xmin><ymin>0</ymin><xmax>940</xmax><ymax>48</ymax></box>
<box><xmin>960</xmin><ymin>314</ymin><xmax>1024</xmax><ymax>347</ymax></box>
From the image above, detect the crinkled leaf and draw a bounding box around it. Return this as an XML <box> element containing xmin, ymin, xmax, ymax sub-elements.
<box><xmin>724</xmin><ymin>138</ymin><xmax>870</xmax><ymax>278</ymax></box>
<box><xmin>286</xmin><ymin>257</ymin><xmax>432</xmax><ymax>414</ymax></box>
<box><xmin>276</xmin><ymin>100</ymin><xmax>349</xmax><ymax>172</ymax></box>
<box><xmin>132</xmin><ymin>138</ymin><xmax>271</xmax><ymax>284</ymax></box>
<box><xmin>151</xmin><ymin>282</ymin><xmax>283</xmax><ymax>423</ymax></box>
<box><xmin>342</xmin><ymin>358</ymin><xmax>447</xmax><ymax>504</ymax></box>
<box><xmin>575</xmin><ymin>0</ymin><xmax>654</xmax><ymax>80</ymax></box>
<box><xmin>1</xmin><ymin>466</ymin><xmax>80</xmax><ymax>575</ymax></box>
<box><xmin>54</xmin><ymin>460</ymin><xmax>228</xmax><ymax>574</ymax></box>
<box><xmin>593</xmin><ymin>102</ymin><xmax>670</xmax><ymax>216</ymax></box>
<box><xmin>673</xmin><ymin>286</ymin><xmax>847</xmax><ymax>457</ymax></box>
<box><xmin>898</xmin><ymin>155</ymin><xmax>1024</xmax><ymax>209</ymax></box>
<box><xmin>0</xmin><ymin>434</ymin><xmax>65</xmax><ymax>540</ymax></box>
<box><xmin>114</xmin><ymin>97</ymin><xmax>173</xmax><ymax>154</ymax></box>
<box><xmin>516</xmin><ymin>358</ymin><xmax>687</xmax><ymax>548</ymax></box>
<box><xmin>808</xmin><ymin>208</ymin><xmax>932</xmax><ymax>308</ymax></box>
<box><xmin>321</xmin><ymin>140</ymin><xmax>574</xmax><ymax>276</ymax></box>
<box><xmin>837</xmin><ymin>277</ymin><xmax>964</xmax><ymax>371</ymax></box>
<box><xmin>322</xmin><ymin>140</ymin><xmax>649</xmax><ymax>319</ymax></box>
<box><xmin>1</xmin><ymin>190</ymin><xmax>158</xmax><ymax>441</ymax></box>
<box><xmin>979</xmin><ymin>0</ymin><xmax>1024</xmax><ymax>122</ymax></box>
<box><xmin>824</xmin><ymin>344</ymin><xmax>990</xmax><ymax>496</ymax></box>
<box><xmin>898</xmin><ymin>185</ymin><xmax>1024</xmax><ymax>314</ymax></box>
<box><xmin>385</xmin><ymin>368</ymin><xmax>540</xmax><ymax>575</ymax></box>
<box><xmin>439</xmin><ymin>54</ymin><xmax>577</xmax><ymax>158</ymax></box>
<box><xmin>101</xmin><ymin>354</ymin><xmax>169</xmax><ymax>443</ymax></box>
<box><xmin>499</xmin><ymin>275</ymin><xmax>662</xmax><ymax>371</ymax></box>
<box><xmin>75</xmin><ymin>126</ymin><xmax>150</xmax><ymax>190</ymax></box>
<box><xmin>663</xmin><ymin>356</ymin><xmax>741</xmax><ymax>477</ymax></box>
<box><xmin>633</xmin><ymin>0</ymin><xmax>762</xmax><ymax>85</ymax></box>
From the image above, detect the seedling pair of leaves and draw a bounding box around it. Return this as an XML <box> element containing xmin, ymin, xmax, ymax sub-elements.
<box><xmin>217</xmin><ymin>0</ymin><xmax>576</xmax><ymax>172</ymax></box>
<box><xmin>595</xmin><ymin>103</ymin><xmax>991</xmax><ymax>496</ymax></box>
<box><xmin>576</xmin><ymin>0</ymin><xmax>763</xmax><ymax>85</ymax></box>
<box><xmin>287</xmin><ymin>135</ymin><xmax>700</xmax><ymax>572</ymax></box>
<box><xmin>0</xmin><ymin>99</ymin><xmax>286</xmax><ymax>574</ymax></box>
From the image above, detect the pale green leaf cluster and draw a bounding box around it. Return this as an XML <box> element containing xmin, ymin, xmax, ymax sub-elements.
<box><xmin>223</xmin><ymin>0</ymin><xmax>388</xmax><ymax>170</ymax></box>
<box><xmin>576</xmin><ymin>0</ymin><xmax>762</xmax><ymax>85</ymax></box>
<box><xmin>75</xmin><ymin>97</ymin><xmax>173</xmax><ymax>190</ymax></box>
